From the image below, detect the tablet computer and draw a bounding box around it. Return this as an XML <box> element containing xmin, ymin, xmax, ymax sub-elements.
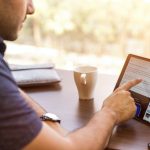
<box><xmin>114</xmin><ymin>54</ymin><xmax>150</xmax><ymax>125</ymax></box>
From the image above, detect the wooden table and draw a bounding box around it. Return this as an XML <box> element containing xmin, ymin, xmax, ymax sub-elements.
<box><xmin>23</xmin><ymin>69</ymin><xmax>150</xmax><ymax>150</ymax></box>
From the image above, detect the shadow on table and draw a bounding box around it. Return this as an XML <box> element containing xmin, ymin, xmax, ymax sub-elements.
<box><xmin>22</xmin><ymin>83</ymin><xmax>62</xmax><ymax>92</ymax></box>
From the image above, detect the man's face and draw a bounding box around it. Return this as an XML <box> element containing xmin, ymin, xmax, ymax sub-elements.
<box><xmin>0</xmin><ymin>0</ymin><xmax>35</xmax><ymax>41</ymax></box>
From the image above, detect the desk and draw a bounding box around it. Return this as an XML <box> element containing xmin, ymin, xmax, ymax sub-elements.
<box><xmin>23</xmin><ymin>69</ymin><xmax>150</xmax><ymax>150</ymax></box>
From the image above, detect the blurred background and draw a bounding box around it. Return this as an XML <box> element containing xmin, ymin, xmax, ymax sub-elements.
<box><xmin>5</xmin><ymin>0</ymin><xmax>150</xmax><ymax>75</ymax></box>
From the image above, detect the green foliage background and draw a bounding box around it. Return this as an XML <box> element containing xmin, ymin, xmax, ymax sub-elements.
<box><xmin>17</xmin><ymin>0</ymin><xmax>150</xmax><ymax>57</ymax></box>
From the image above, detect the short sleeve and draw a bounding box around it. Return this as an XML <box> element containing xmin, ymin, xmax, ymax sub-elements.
<box><xmin>0</xmin><ymin>57</ymin><xmax>42</xmax><ymax>150</ymax></box>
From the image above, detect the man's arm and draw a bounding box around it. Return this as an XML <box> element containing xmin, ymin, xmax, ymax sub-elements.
<box><xmin>20</xmin><ymin>89</ymin><xmax>115</xmax><ymax>150</ymax></box>
<box><xmin>23</xmin><ymin>79</ymin><xmax>142</xmax><ymax>150</ymax></box>
<box><xmin>24</xmin><ymin>107</ymin><xmax>116</xmax><ymax>150</ymax></box>
<box><xmin>19</xmin><ymin>89</ymin><xmax>46</xmax><ymax>116</ymax></box>
<box><xmin>19</xmin><ymin>89</ymin><xmax>68</xmax><ymax>136</ymax></box>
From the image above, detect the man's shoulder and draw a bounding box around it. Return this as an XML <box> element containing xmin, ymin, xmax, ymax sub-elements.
<box><xmin>0</xmin><ymin>54</ymin><xmax>18</xmax><ymax>93</ymax></box>
<box><xmin>0</xmin><ymin>54</ymin><xmax>10</xmax><ymax>71</ymax></box>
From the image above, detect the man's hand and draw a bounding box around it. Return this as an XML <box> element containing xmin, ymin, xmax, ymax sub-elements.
<box><xmin>102</xmin><ymin>79</ymin><xmax>142</xmax><ymax>124</ymax></box>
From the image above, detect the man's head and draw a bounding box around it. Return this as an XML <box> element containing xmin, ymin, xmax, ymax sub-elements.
<box><xmin>0</xmin><ymin>0</ymin><xmax>34</xmax><ymax>41</ymax></box>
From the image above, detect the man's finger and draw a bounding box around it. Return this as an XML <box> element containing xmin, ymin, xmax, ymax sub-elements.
<box><xmin>115</xmin><ymin>79</ymin><xmax>142</xmax><ymax>91</ymax></box>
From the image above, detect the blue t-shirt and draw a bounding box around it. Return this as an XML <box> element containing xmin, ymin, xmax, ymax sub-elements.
<box><xmin>0</xmin><ymin>39</ymin><xmax>42</xmax><ymax>150</ymax></box>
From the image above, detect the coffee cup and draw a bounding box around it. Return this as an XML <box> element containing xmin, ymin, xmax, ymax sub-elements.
<box><xmin>74</xmin><ymin>66</ymin><xmax>98</xmax><ymax>100</ymax></box>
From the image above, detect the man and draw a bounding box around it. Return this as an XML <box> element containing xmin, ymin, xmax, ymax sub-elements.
<box><xmin>0</xmin><ymin>0</ymin><xmax>142</xmax><ymax>150</ymax></box>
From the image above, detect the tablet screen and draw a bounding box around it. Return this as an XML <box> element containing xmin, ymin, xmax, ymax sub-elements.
<box><xmin>115</xmin><ymin>54</ymin><xmax>150</xmax><ymax>125</ymax></box>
